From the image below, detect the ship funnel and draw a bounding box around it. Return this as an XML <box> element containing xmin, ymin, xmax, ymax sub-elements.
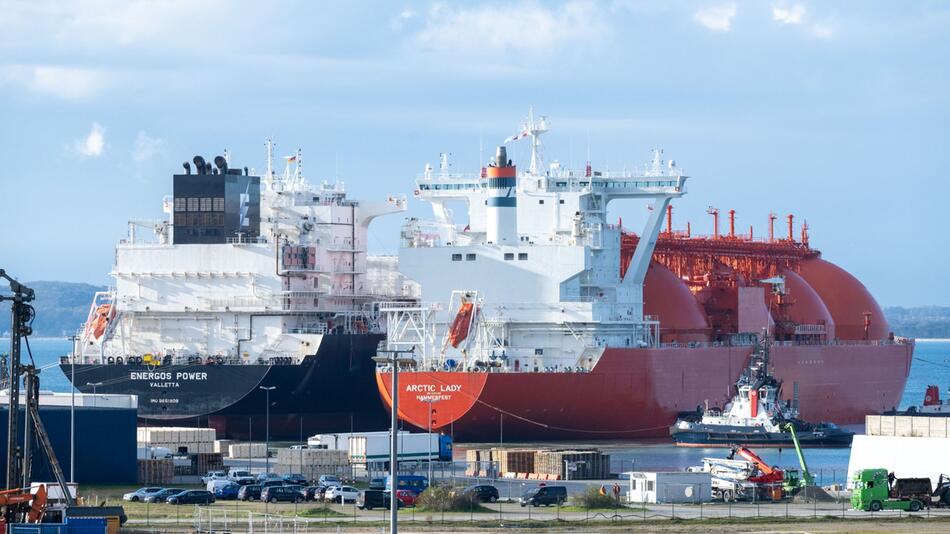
<box><xmin>193</xmin><ymin>155</ymin><xmax>206</xmax><ymax>175</ymax></box>
<box><xmin>182</xmin><ymin>161</ymin><xmax>191</xmax><ymax>175</ymax></box>
<box><xmin>214</xmin><ymin>155</ymin><xmax>228</xmax><ymax>174</ymax></box>
<box><xmin>486</xmin><ymin>145</ymin><xmax>517</xmax><ymax>245</ymax></box>
<box><xmin>495</xmin><ymin>146</ymin><xmax>508</xmax><ymax>167</ymax></box>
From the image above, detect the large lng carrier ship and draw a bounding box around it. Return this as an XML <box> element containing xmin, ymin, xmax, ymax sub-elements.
<box><xmin>376</xmin><ymin>112</ymin><xmax>915</xmax><ymax>441</ymax></box>
<box><xmin>61</xmin><ymin>145</ymin><xmax>409</xmax><ymax>439</ymax></box>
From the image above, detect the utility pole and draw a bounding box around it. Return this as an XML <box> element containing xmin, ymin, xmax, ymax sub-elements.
<box><xmin>373</xmin><ymin>346</ymin><xmax>415</xmax><ymax>534</ymax></box>
<box><xmin>259</xmin><ymin>386</ymin><xmax>276</xmax><ymax>473</ymax></box>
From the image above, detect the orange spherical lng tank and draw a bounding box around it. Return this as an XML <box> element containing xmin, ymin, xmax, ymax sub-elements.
<box><xmin>798</xmin><ymin>257</ymin><xmax>889</xmax><ymax>340</ymax></box>
<box><xmin>776</xmin><ymin>269</ymin><xmax>836</xmax><ymax>338</ymax></box>
<box><xmin>644</xmin><ymin>262</ymin><xmax>710</xmax><ymax>343</ymax></box>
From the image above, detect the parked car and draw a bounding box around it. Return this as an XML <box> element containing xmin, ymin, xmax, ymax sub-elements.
<box><xmin>325</xmin><ymin>486</ymin><xmax>359</xmax><ymax>504</ymax></box>
<box><xmin>168</xmin><ymin>490</ymin><xmax>215</xmax><ymax>505</ymax></box>
<box><xmin>520</xmin><ymin>486</ymin><xmax>567</xmax><ymax>507</ymax></box>
<box><xmin>385</xmin><ymin>475</ymin><xmax>428</xmax><ymax>496</ymax></box>
<box><xmin>228</xmin><ymin>469</ymin><xmax>256</xmax><ymax>485</ymax></box>
<box><xmin>261</xmin><ymin>479</ymin><xmax>285</xmax><ymax>489</ymax></box>
<box><xmin>282</xmin><ymin>473</ymin><xmax>307</xmax><ymax>486</ymax></box>
<box><xmin>143</xmin><ymin>488</ymin><xmax>185</xmax><ymax>503</ymax></box>
<box><xmin>318</xmin><ymin>475</ymin><xmax>341</xmax><ymax>487</ymax></box>
<box><xmin>208</xmin><ymin>480</ymin><xmax>241</xmax><ymax>500</ymax></box>
<box><xmin>357</xmin><ymin>489</ymin><xmax>404</xmax><ymax>510</ymax></box>
<box><xmin>261</xmin><ymin>485</ymin><xmax>304</xmax><ymax>503</ymax></box>
<box><xmin>463</xmin><ymin>484</ymin><xmax>499</xmax><ymax>503</ymax></box>
<box><xmin>289</xmin><ymin>444</ymin><xmax>309</xmax><ymax>450</ymax></box>
<box><xmin>122</xmin><ymin>487</ymin><xmax>163</xmax><ymax>502</ymax></box>
<box><xmin>201</xmin><ymin>471</ymin><xmax>229</xmax><ymax>485</ymax></box>
<box><xmin>257</xmin><ymin>472</ymin><xmax>283</xmax><ymax>483</ymax></box>
<box><xmin>369</xmin><ymin>478</ymin><xmax>386</xmax><ymax>490</ymax></box>
<box><xmin>238</xmin><ymin>485</ymin><xmax>262</xmax><ymax>501</ymax></box>
<box><xmin>303</xmin><ymin>486</ymin><xmax>325</xmax><ymax>501</ymax></box>
<box><xmin>394</xmin><ymin>489</ymin><xmax>417</xmax><ymax>507</ymax></box>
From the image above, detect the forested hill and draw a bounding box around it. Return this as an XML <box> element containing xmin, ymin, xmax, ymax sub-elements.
<box><xmin>884</xmin><ymin>306</ymin><xmax>950</xmax><ymax>339</ymax></box>
<box><xmin>1</xmin><ymin>281</ymin><xmax>107</xmax><ymax>337</ymax></box>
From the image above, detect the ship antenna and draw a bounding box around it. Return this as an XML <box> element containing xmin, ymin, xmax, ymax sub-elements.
<box><xmin>525</xmin><ymin>107</ymin><xmax>549</xmax><ymax>175</ymax></box>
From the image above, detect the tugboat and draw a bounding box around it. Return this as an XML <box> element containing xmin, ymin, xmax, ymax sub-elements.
<box><xmin>886</xmin><ymin>384</ymin><xmax>950</xmax><ymax>416</ymax></box>
<box><xmin>670</xmin><ymin>340</ymin><xmax>854</xmax><ymax>448</ymax></box>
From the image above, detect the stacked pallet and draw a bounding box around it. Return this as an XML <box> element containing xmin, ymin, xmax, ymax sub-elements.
<box><xmin>464</xmin><ymin>448</ymin><xmax>495</xmax><ymax>476</ymax></box>
<box><xmin>275</xmin><ymin>448</ymin><xmax>349</xmax><ymax>480</ymax></box>
<box><xmin>193</xmin><ymin>453</ymin><xmax>225</xmax><ymax>475</ymax></box>
<box><xmin>214</xmin><ymin>439</ymin><xmax>234</xmax><ymax>454</ymax></box>
<box><xmin>535</xmin><ymin>450</ymin><xmax>611</xmax><ymax>480</ymax></box>
<box><xmin>137</xmin><ymin>427</ymin><xmax>216</xmax><ymax>454</ymax></box>
<box><xmin>137</xmin><ymin>459</ymin><xmax>174</xmax><ymax>484</ymax></box>
<box><xmin>228</xmin><ymin>442</ymin><xmax>268</xmax><ymax>458</ymax></box>
<box><xmin>493</xmin><ymin>448</ymin><xmax>535</xmax><ymax>475</ymax></box>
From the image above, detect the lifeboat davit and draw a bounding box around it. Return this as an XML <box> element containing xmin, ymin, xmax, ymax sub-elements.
<box><xmin>447</xmin><ymin>301</ymin><xmax>476</xmax><ymax>348</ymax></box>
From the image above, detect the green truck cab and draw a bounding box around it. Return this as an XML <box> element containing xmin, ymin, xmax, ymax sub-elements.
<box><xmin>851</xmin><ymin>469</ymin><xmax>925</xmax><ymax>512</ymax></box>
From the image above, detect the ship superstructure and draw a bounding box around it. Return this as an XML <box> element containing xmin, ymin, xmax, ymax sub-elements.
<box><xmin>392</xmin><ymin>111</ymin><xmax>684</xmax><ymax>372</ymax></box>
<box><xmin>62</xmin><ymin>144</ymin><xmax>408</xmax><ymax>438</ymax></box>
<box><xmin>376</xmin><ymin>112</ymin><xmax>914</xmax><ymax>441</ymax></box>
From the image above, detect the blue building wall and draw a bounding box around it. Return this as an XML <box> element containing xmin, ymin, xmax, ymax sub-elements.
<box><xmin>0</xmin><ymin>405</ymin><xmax>136</xmax><ymax>485</ymax></box>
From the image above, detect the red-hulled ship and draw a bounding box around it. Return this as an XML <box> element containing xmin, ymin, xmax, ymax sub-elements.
<box><xmin>374</xmin><ymin>112</ymin><xmax>913</xmax><ymax>442</ymax></box>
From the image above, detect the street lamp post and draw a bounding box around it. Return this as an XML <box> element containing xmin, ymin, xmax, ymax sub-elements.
<box><xmin>259</xmin><ymin>386</ymin><xmax>276</xmax><ymax>474</ymax></box>
<box><xmin>373</xmin><ymin>347</ymin><xmax>415</xmax><ymax>534</ymax></box>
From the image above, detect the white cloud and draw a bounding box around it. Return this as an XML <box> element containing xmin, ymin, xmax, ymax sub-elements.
<box><xmin>133</xmin><ymin>131</ymin><xmax>167</xmax><ymax>162</ymax></box>
<box><xmin>412</xmin><ymin>1</ymin><xmax>609</xmax><ymax>55</ymax></box>
<box><xmin>71</xmin><ymin>123</ymin><xmax>107</xmax><ymax>158</ymax></box>
<box><xmin>810</xmin><ymin>23</ymin><xmax>835</xmax><ymax>39</ymax></box>
<box><xmin>772</xmin><ymin>4</ymin><xmax>806</xmax><ymax>25</ymax></box>
<box><xmin>0</xmin><ymin>65</ymin><xmax>107</xmax><ymax>99</ymax></box>
<box><xmin>693</xmin><ymin>4</ymin><xmax>737</xmax><ymax>32</ymax></box>
<box><xmin>391</xmin><ymin>8</ymin><xmax>417</xmax><ymax>30</ymax></box>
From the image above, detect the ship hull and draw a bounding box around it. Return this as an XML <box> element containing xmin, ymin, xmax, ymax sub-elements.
<box><xmin>669</xmin><ymin>426</ymin><xmax>854</xmax><ymax>448</ymax></box>
<box><xmin>377</xmin><ymin>341</ymin><xmax>915</xmax><ymax>442</ymax></box>
<box><xmin>61</xmin><ymin>334</ymin><xmax>389</xmax><ymax>440</ymax></box>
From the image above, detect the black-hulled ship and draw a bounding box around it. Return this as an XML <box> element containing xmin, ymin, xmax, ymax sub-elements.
<box><xmin>670</xmin><ymin>341</ymin><xmax>854</xmax><ymax>448</ymax></box>
<box><xmin>60</xmin><ymin>145</ymin><xmax>411</xmax><ymax>439</ymax></box>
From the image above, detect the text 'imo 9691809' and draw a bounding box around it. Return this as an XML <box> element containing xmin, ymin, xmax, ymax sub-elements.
<box><xmin>375</xmin><ymin>111</ymin><xmax>914</xmax><ymax>442</ymax></box>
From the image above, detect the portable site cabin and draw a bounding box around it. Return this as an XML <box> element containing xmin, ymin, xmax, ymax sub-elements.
<box><xmin>625</xmin><ymin>471</ymin><xmax>712</xmax><ymax>504</ymax></box>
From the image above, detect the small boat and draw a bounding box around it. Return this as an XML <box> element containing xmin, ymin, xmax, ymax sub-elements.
<box><xmin>885</xmin><ymin>384</ymin><xmax>950</xmax><ymax>417</ymax></box>
<box><xmin>670</xmin><ymin>341</ymin><xmax>854</xmax><ymax>448</ymax></box>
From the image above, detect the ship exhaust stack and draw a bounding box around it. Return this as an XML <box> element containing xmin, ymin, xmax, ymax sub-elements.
<box><xmin>485</xmin><ymin>146</ymin><xmax>517</xmax><ymax>245</ymax></box>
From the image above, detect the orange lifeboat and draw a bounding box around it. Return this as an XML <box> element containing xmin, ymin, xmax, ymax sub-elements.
<box><xmin>86</xmin><ymin>304</ymin><xmax>114</xmax><ymax>340</ymax></box>
<box><xmin>447</xmin><ymin>301</ymin><xmax>476</xmax><ymax>348</ymax></box>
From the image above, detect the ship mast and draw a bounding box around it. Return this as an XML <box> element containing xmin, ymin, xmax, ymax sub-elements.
<box><xmin>525</xmin><ymin>108</ymin><xmax>548</xmax><ymax>175</ymax></box>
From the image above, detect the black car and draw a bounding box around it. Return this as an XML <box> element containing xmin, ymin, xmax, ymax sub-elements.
<box><xmin>261</xmin><ymin>485</ymin><xmax>304</xmax><ymax>503</ymax></box>
<box><xmin>369</xmin><ymin>478</ymin><xmax>386</xmax><ymax>490</ymax></box>
<box><xmin>282</xmin><ymin>473</ymin><xmax>308</xmax><ymax>486</ymax></box>
<box><xmin>261</xmin><ymin>480</ymin><xmax>284</xmax><ymax>489</ymax></box>
<box><xmin>168</xmin><ymin>490</ymin><xmax>215</xmax><ymax>505</ymax></box>
<box><xmin>463</xmin><ymin>484</ymin><xmax>499</xmax><ymax>503</ymax></box>
<box><xmin>238</xmin><ymin>485</ymin><xmax>262</xmax><ymax>501</ymax></box>
<box><xmin>357</xmin><ymin>489</ymin><xmax>402</xmax><ymax>510</ymax></box>
<box><xmin>520</xmin><ymin>486</ymin><xmax>566</xmax><ymax>507</ymax></box>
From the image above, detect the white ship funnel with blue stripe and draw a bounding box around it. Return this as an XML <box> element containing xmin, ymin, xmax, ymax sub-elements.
<box><xmin>485</xmin><ymin>146</ymin><xmax>517</xmax><ymax>245</ymax></box>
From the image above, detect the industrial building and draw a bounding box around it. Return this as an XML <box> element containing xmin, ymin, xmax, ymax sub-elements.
<box><xmin>0</xmin><ymin>391</ymin><xmax>137</xmax><ymax>485</ymax></box>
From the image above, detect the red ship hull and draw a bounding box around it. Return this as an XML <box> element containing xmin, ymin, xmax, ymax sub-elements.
<box><xmin>377</xmin><ymin>341</ymin><xmax>914</xmax><ymax>442</ymax></box>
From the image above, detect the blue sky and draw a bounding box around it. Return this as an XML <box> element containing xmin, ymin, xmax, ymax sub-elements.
<box><xmin>0</xmin><ymin>1</ymin><xmax>948</xmax><ymax>306</ymax></box>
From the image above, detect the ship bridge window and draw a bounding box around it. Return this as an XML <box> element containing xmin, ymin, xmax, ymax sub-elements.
<box><xmin>504</xmin><ymin>253</ymin><xmax>514</xmax><ymax>261</ymax></box>
<box><xmin>559</xmin><ymin>199</ymin><xmax>565</xmax><ymax>205</ymax></box>
<box><xmin>518</xmin><ymin>253</ymin><xmax>528</xmax><ymax>261</ymax></box>
<box><xmin>174</xmin><ymin>198</ymin><xmax>187</xmax><ymax>212</ymax></box>
<box><xmin>200</xmin><ymin>197</ymin><xmax>212</xmax><ymax>211</ymax></box>
<box><xmin>452</xmin><ymin>254</ymin><xmax>462</xmax><ymax>261</ymax></box>
<box><xmin>539</xmin><ymin>199</ymin><xmax>544</xmax><ymax>205</ymax></box>
<box><xmin>187</xmin><ymin>197</ymin><xmax>199</xmax><ymax>211</ymax></box>
<box><xmin>466</xmin><ymin>253</ymin><xmax>476</xmax><ymax>261</ymax></box>
<box><xmin>213</xmin><ymin>197</ymin><xmax>225</xmax><ymax>211</ymax></box>
<box><xmin>534</xmin><ymin>348</ymin><xmax>543</xmax><ymax>355</ymax></box>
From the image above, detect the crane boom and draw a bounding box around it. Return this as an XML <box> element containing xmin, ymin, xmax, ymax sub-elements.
<box><xmin>784</xmin><ymin>423</ymin><xmax>814</xmax><ymax>486</ymax></box>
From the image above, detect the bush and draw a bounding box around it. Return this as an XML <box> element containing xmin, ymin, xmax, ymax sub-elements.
<box><xmin>414</xmin><ymin>485</ymin><xmax>480</xmax><ymax>512</ymax></box>
<box><xmin>572</xmin><ymin>485</ymin><xmax>622</xmax><ymax>509</ymax></box>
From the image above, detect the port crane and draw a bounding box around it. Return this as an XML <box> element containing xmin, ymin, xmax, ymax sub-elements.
<box><xmin>1</xmin><ymin>269</ymin><xmax>74</xmax><ymax>526</ymax></box>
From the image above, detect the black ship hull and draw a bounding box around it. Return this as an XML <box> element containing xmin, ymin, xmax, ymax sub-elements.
<box><xmin>670</xmin><ymin>425</ymin><xmax>854</xmax><ymax>448</ymax></box>
<box><xmin>60</xmin><ymin>334</ymin><xmax>388</xmax><ymax>440</ymax></box>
